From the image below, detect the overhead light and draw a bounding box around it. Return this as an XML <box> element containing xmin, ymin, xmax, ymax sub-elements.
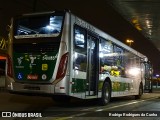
<box><xmin>131</xmin><ymin>18</ymin><xmax>142</xmax><ymax>31</ymax></box>
<box><xmin>126</xmin><ymin>39</ymin><xmax>134</xmax><ymax>46</ymax></box>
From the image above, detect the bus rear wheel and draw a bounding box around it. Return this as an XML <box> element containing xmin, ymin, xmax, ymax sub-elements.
<box><xmin>99</xmin><ymin>82</ymin><xmax>111</xmax><ymax>106</ymax></box>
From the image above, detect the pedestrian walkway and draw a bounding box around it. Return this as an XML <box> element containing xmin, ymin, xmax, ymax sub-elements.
<box><xmin>142</xmin><ymin>89</ymin><xmax>160</xmax><ymax>100</ymax></box>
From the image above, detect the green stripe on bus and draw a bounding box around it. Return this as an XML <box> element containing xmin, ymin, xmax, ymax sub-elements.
<box><xmin>98</xmin><ymin>81</ymin><xmax>132</xmax><ymax>92</ymax></box>
<box><xmin>72</xmin><ymin>78</ymin><xmax>132</xmax><ymax>93</ymax></box>
<box><xmin>112</xmin><ymin>81</ymin><xmax>132</xmax><ymax>92</ymax></box>
<box><xmin>72</xmin><ymin>78</ymin><xmax>86</xmax><ymax>93</ymax></box>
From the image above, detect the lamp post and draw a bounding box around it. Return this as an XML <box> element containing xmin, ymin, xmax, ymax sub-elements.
<box><xmin>126</xmin><ymin>39</ymin><xmax>134</xmax><ymax>47</ymax></box>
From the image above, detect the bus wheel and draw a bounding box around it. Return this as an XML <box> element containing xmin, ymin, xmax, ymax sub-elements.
<box><xmin>99</xmin><ymin>82</ymin><xmax>111</xmax><ymax>106</ymax></box>
<box><xmin>135</xmin><ymin>84</ymin><xmax>143</xmax><ymax>99</ymax></box>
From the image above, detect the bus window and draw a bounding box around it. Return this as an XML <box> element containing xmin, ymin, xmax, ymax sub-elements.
<box><xmin>100</xmin><ymin>39</ymin><xmax>126</xmax><ymax>77</ymax></box>
<box><xmin>14</xmin><ymin>15</ymin><xmax>64</xmax><ymax>38</ymax></box>
<box><xmin>74</xmin><ymin>53</ymin><xmax>87</xmax><ymax>71</ymax></box>
<box><xmin>113</xmin><ymin>45</ymin><xmax>125</xmax><ymax>76</ymax></box>
<box><xmin>126</xmin><ymin>52</ymin><xmax>140</xmax><ymax>68</ymax></box>
<box><xmin>73</xmin><ymin>25</ymin><xmax>87</xmax><ymax>71</ymax></box>
<box><xmin>125</xmin><ymin>51</ymin><xmax>141</xmax><ymax>77</ymax></box>
<box><xmin>100</xmin><ymin>38</ymin><xmax>114</xmax><ymax>74</ymax></box>
<box><xmin>74</xmin><ymin>25</ymin><xmax>86</xmax><ymax>49</ymax></box>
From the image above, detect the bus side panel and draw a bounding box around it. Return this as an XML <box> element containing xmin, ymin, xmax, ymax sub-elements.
<box><xmin>54</xmin><ymin>12</ymin><xmax>70</xmax><ymax>95</ymax></box>
<box><xmin>68</xmin><ymin>14</ymin><xmax>86</xmax><ymax>99</ymax></box>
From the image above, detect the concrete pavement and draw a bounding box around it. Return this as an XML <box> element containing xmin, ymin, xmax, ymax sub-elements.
<box><xmin>142</xmin><ymin>89</ymin><xmax>160</xmax><ymax>100</ymax></box>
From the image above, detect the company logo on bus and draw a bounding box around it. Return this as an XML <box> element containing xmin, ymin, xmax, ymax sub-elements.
<box><xmin>42</xmin><ymin>54</ymin><xmax>57</xmax><ymax>61</ymax></box>
<box><xmin>27</xmin><ymin>74</ymin><xmax>38</xmax><ymax>80</ymax></box>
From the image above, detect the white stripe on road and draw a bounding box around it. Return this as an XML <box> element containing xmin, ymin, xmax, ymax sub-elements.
<box><xmin>54</xmin><ymin>97</ymin><xmax>159</xmax><ymax>120</ymax></box>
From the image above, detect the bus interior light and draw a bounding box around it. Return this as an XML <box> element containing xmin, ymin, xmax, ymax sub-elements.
<box><xmin>128</xmin><ymin>67</ymin><xmax>140</xmax><ymax>76</ymax></box>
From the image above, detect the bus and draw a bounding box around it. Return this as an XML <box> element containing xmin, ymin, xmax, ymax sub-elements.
<box><xmin>6</xmin><ymin>10</ymin><xmax>152</xmax><ymax>105</ymax></box>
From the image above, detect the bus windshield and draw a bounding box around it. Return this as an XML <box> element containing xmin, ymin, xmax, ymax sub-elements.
<box><xmin>14</xmin><ymin>15</ymin><xmax>64</xmax><ymax>38</ymax></box>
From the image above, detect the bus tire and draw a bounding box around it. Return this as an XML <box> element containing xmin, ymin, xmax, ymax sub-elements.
<box><xmin>135</xmin><ymin>83</ymin><xmax>143</xmax><ymax>99</ymax></box>
<box><xmin>99</xmin><ymin>82</ymin><xmax>111</xmax><ymax>106</ymax></box>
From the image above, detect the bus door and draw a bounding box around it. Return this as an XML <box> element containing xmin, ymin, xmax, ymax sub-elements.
<box><xmin>143</xmin><ymin>62</ymin><xmax>152</xmax><ymax>92</ymax></box>
<box><xmin>86</xmin><ymin>34</ymin><xmax>99</xmax><ymax>96</ymax></box>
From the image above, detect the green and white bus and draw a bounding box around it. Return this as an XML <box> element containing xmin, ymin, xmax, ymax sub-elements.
<box><xmin>6</xmin><ymin>10</ymin><xmax>152</xmax><ymax>105</ymax></box>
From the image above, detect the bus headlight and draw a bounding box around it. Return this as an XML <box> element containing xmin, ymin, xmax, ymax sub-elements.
<box><xmin>128</xmin><ymin>67</ymin><xmax>140</xmax><ymax>76</ymax></box>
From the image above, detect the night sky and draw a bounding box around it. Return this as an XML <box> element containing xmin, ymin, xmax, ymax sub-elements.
<box><xmin>1</xmin><ymin>0</ymin><xmax>160</xmax><ymax>74</ymax></box>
